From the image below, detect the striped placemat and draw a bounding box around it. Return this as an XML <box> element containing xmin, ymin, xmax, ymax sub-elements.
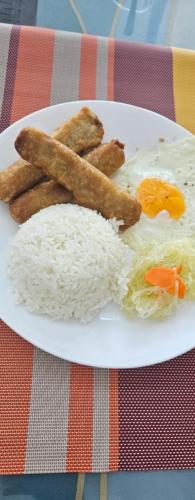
<box><xmin>0</xmin><ymin>23</ymin><xmax>195</xmax><ymax>474</ymax></box>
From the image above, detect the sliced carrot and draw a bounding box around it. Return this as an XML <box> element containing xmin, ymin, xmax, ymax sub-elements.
<box><xmin>177</xmin><ymin>276</ymin><xmax>186</xmax><ymax>299</ymax></box>
<box><xmin>144</xmin><ymin>265</ymin><xmax>186</xmax><ymax>299</ymax></box>
<box><xmin>145</xmin><ymin>267</ymin><xmax>176</xmax><ymax>288</ymax></box>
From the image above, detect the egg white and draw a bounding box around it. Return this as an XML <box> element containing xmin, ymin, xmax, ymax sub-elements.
<box><xmin>113</xmin><ymin>136</ymin><xmax>195</xmax><ymax>248</ymax></box>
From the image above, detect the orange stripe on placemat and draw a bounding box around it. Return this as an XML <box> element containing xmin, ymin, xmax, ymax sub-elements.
<box><xmin>109</xmin><ymin>369</ymin><xmax>119</xmax><ymax>470</ymax></box>
<box><xmin>11</xmin><ymin>26</ymin><xmax>55</xmax><ymax>123</ymax></box>
<box><xmin>66</xmin><ymin>363</ymin><xmax>93</xmax><ymax>471</ymax></box>
<box><xmin>0</xmin><ymin>321</ymin><xmax>34</xmax><ymax>474</ymax></box>
<box><xmin>172</xmin><ymin>47</ymin><xmax>195</xmax><ymax>134</ymax></box>
<box><xmin>108</xmin><ymin>38</ymin><xmax>114</xmax><ymax>101</ymax></box>
<box><xmin>79</xmin><ymin>35</ymin><xmax>97</xmax><ymax>100</ymax></box>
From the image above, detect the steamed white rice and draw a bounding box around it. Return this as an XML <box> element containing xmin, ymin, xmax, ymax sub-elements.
<box><xmin>8</xmin><ymin>204</ymin><xmax>129</xmax><ymax>322</ymax></box>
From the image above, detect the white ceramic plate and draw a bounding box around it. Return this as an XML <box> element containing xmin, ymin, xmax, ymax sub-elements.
<box><xmin>0</xmin><ymin>100</ymin><xmax>194</xmax><ymax>368</ymax></box>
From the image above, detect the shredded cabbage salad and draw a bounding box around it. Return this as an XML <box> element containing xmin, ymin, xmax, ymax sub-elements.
<box><xmin>123</xmin><ymin>238</ymin><xmax>195</xmax><ymax>319</ymax></box>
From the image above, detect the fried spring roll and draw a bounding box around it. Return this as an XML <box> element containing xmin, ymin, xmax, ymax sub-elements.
<box><xmin>83</xmin><ymin>140</ymin><xmax>125</xmax><ymax>176</ymax></box>
<box><xmin>9</xmin><ymin>180</ymin><xmax>72</xmax><ymax>223</ymax></box>
<box><xmin>15</xmin><ymin>127</ymin><xmax>141</xmax><ymax>229</ymax></box>
<box><xmin>0</xmin><ymin>107</ymin><xmax>104</xmax><ymax>202</ymax></box>
<box><xmin>53</xmin><ymin>107</ymin><xmax>104</xmax><ymax>153</ymax></box>
<box><xmin>10</xmin><ymin>140</ymin><xmax>125</xmax><ymax>223</ymax></box>
<box><xmin>0</xmin><ymin>159</ymin><xmax>44</xmax><ymax>203</ymax></box>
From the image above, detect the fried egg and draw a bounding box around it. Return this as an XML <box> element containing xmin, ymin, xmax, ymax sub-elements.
<box><xmin>113</xmin><ymin>136</ymin><xmax>195</xmax><ymax>248</ymax></box>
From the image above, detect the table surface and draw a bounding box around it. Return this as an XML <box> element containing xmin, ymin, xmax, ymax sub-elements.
<box><xmin>0</xmin><ymin>1</ymin><xmax>195</xmax><ymax>499</ymax></box>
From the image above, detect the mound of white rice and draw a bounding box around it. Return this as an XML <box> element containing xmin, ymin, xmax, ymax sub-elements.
<box><xmin>8</xmin><ymin>204</ymin><xmax>130</xmax><ymax>322</ymax></box>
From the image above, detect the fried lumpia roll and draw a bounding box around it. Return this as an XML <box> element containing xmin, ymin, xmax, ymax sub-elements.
<box><xmin>83</xmin><ymin>140</ymin><xmax>125</xmax><ymax>176</ymax></box>
<box><xmin>0</xmin><ymin>159</ymin><xmax>44</xmax><ymax>203</ymax></box>
<box><xmin>0</xmin><ymin>107</ymin><xmax>104</xmax><ymax>202</ymax></box>
<box><xmin>53</xmin><ymin>107</ymin><xmax>104</xmax><ymax>153</ymax></box>
<box><xmin>15</xmin><ymin>127</ymin><xmax>141</xmax><ymax>229</ymax></box>
<box><xmin>9</xmin><ymin>180</ymin><xmax>72</xmax><ymax>223</ymax></box>
<box><xmin>8</xmin><ymin>139</ymin><xmax>124</xmax><ymax>223</ymax></box>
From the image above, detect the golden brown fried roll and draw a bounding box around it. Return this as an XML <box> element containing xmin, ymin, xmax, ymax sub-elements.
<box><xmin>53</xmin><ymin>107</ymin><xmax>104</xmax><ymax>153</ymax></box>
<box><xmin>15</xmin><ymin>127</ymin><xmax>141</xmax><ymax>229</ymax></box>
<box><xmin>0</xmin><ymin>107</ymin><xmax>104</xmax><ymax>202</ymax></box>
<box><xmin>9</xmin><ymin>180</ymin><xmax>72</xmax><ymax>223</ymax></box>
<box><xmin>0</xmin><ymin>159</ymin><xmax>44</xmax><ymax>203</ymax></box>
<box><xmin>83</xmin><ymin>140</ymin><xmax>125</xmax><ymax>177</ymax></box>
<box><xmin>9</xmin><ymin>140</ymin><xmax>124</xmax><ymax>223</ymax></box>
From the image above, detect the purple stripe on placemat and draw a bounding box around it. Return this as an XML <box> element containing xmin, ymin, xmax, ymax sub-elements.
<box><xmin>114</xmin><ymin>41</ymin><xmax>175</xmax><ymax>121</ymax></box>
<box><xmin>119</xmin><ymin>351</ymin><xmax>195</xmax><ymax>471</ymax></box>
<box><xmin>0</xmin><ymin>25</ymin><xmax>20</xmax><ymax>133</ymax></box>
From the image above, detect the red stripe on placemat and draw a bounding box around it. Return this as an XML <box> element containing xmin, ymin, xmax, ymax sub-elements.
<box><xmin>11</xmin><ymin>26</ymin><xmax>55</xmax><ymax>123</ymax></box>
<box><xmin>66</xmin><ymin>363</ymin><xmax>93</xmax><ymax>471</ymax></box>
<box><xmin>0</xmin><ymin>26</ymin><xmax>20</xmax><ymax>133</ymax></box>
<box><xmin>0</xmin><ymin>322</ymin><xmax>34</xmax><ymax>474</ymax></box>
<box><xmin>119</xmin><ymin>351</ymin><xmax>195</xmax><ymax>471</ymax></box>
<box><xmin>79</xmin><ymin>35</ymin><xmax>97</xmax><ymax>100</ymax></box>
<box><xmin>114</xmin><ymin>41</ymin><xmax>175</xmax><ymax>120</ymax></box>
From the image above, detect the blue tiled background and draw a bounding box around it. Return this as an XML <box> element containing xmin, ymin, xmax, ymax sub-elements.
<box><xmin>0</xmin><ymin>470</ymin><xmax>195</xmax><ymax>500</ymax></box>
<box><xmin>1</xmin><ymin>0</ymin><xmax>195</xmax><ymax>48</ymax></box>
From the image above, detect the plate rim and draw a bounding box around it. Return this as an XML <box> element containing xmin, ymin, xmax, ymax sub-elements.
<box><xmin>1</xmin><ymin>309</ymin><xmax>195</xmax><ymax>369</ymax></box>
<box><xmin>0</xmin><ymin>99</ymin><xmax>192</xmax><ymax>142</ymax></box>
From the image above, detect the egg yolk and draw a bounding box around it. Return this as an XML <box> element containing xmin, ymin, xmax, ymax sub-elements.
<box><xmin>136</xmin><ymin>178</ymin><xmax>185</xmax><ymax>219</ymax></box>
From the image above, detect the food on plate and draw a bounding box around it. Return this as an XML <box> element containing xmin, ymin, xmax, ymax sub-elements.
<box><xmin>136</xmin><ymin>178</ymin><xmax>185</xmax><ymax>219</ymax></box>
<box><xmin>10</xmin><ymin>140</ymin><xmax>125</xmax><ymax>223</ymax></box>
<box><xmin>3</xmin><ymin>106</ymin><xmax>195</xmax><ymax>324</ymax></box>
<box><xmin>113</xmin><ymin>136</ymin><xmax>195</xmax><ymax>195</ymax></box>
<box><xmin>123</xmin><ymin>238</ymin><xmax>195</xmax><ymax>319</ymax></box>
<box><xmin>53</xmin><ymin>106</ymin><xmax>104</xmax><ymax>153</ymax></box>
<box><xmin>15</xmin><ymin>127</ymin><xmax>142</xmax><ymax>229</ymax></box>
<box><xmin>113</xmin><ymin>136</ymin><xmax>195</xmax><ymax>249</ymax></box>
<box><xmin>144</xmin><ymin>266</ymin><xmax>186</xmax><ymax>298</ymax></box>
<box><xmin>0</xmin><ymin>107</ymin><xmax>104</xmax><ymax>203</ymax></box>
<box><xmin>0</xmin><ymin>159</ymin><xmax>44</xmax><ymax>203</ymax></box>
<box><xmin>9</xmin><ymin>179</ymin><xmax>73</xmax><ymax>223</ymax></box>
<box><xmin>8</xmin><ymin>205</ymin><xmax>130</xmax><ymax>322</ymax></box>
<box><xmin>83</xmin><ymin>140</ymin><xmax>125</xmax><ymax>176</ymax></box>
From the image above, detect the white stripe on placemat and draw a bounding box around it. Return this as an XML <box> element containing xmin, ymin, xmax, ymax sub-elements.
<box><xmin>25</xmin><ymin>349</ymin><xmax>70</xmax><ymax>473</ymax></box>
<box><xmin>0</xmin><ymin>23</ymin><xmax>12</xmax><ymax>115</ymax></box>
<box><xmin>92</xmin><ymin>369</ymin><xmax>109</xmax><ymax>471</ymax></box>
<box><xmin>96</xmin><ymin>37</ymin><xmax>109</xmax><ymax>100</ymax></box>
<box><xmin>51</xmin><ymin>30</ymin><xmax>81</xmax><ymax>105</ymax></box>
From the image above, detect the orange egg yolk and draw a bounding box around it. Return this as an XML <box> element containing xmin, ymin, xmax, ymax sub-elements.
<box><xmin>136</xmin><ymin>178</ymin><xmax>185</xmax><ymax>219</ymax></box>
<box><xmin>144</xmin><ymin>266</ymin><xmax>186</xmax><ymax>299</ymax></box>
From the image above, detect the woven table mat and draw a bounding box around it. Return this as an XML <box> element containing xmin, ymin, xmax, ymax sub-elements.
<box><xmin>0</xmin><ymin>23</ymin><xmax>195</xmax><ymax>474</ymax></box>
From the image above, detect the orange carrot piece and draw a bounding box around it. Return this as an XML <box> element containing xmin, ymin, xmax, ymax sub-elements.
<box><xmin>177</xmin><ymin>276</ymin><xmax>186</xmax><ymax>299</ymax></box>
<box><xmin>144</xmin><ymin>266</ymin><xmax>186</xmax><ymax>299</ymax></box>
